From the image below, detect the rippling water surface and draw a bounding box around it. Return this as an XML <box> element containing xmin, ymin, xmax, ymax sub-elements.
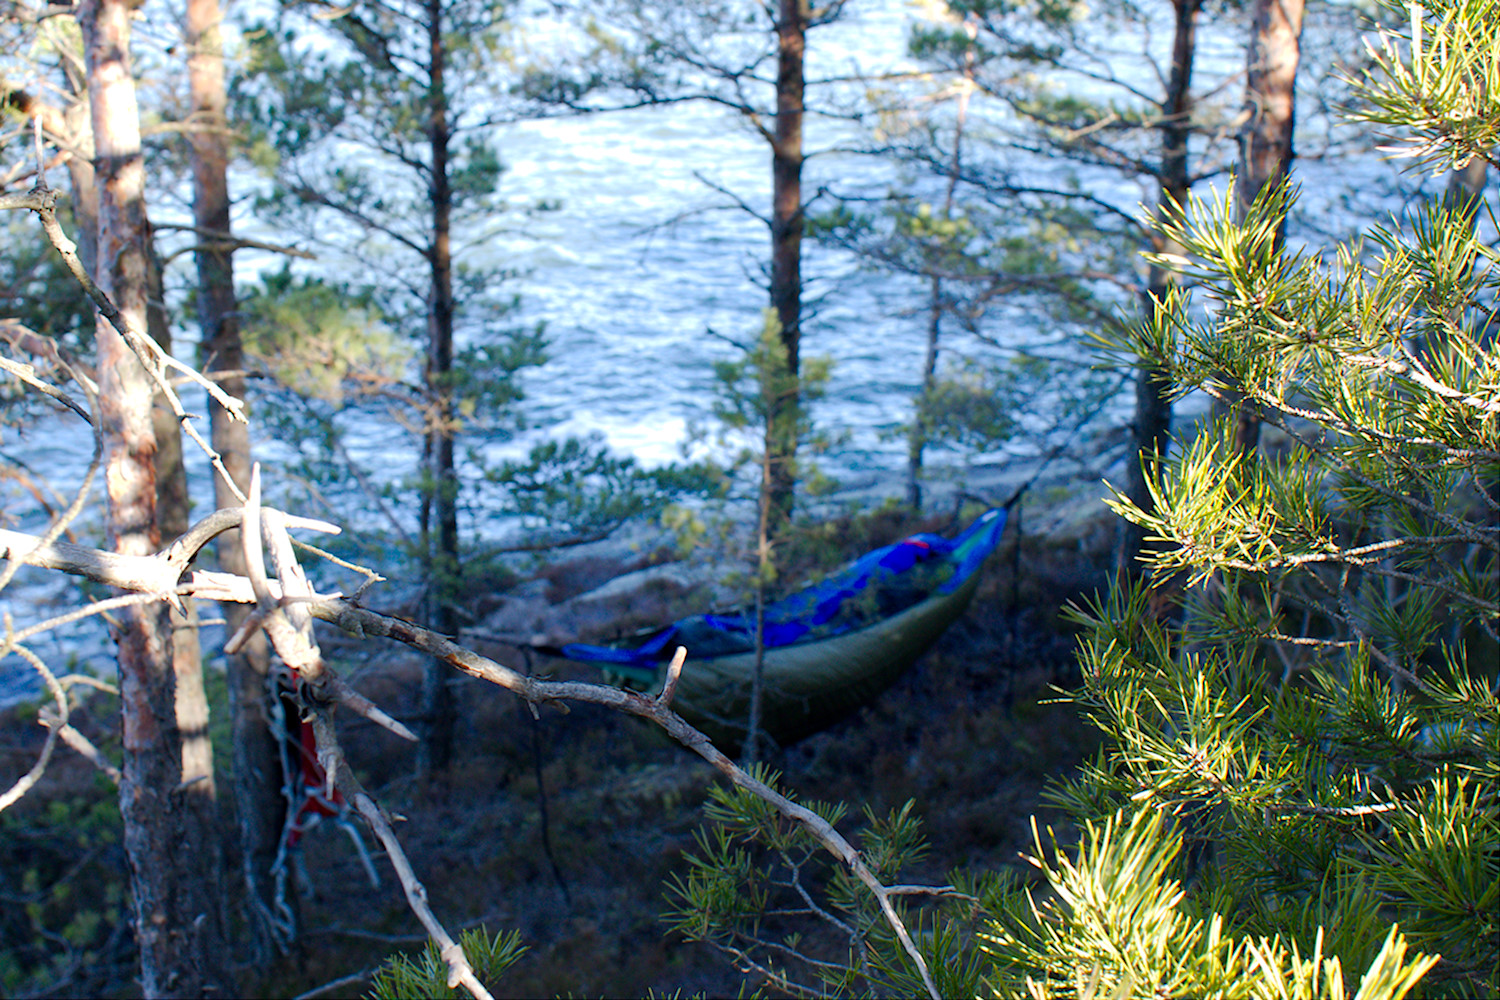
<box><xmin>0</xmin><ymin>0</ymin><xmax>1422</xmax><ymax>702</ymax></box>
<box><xmin>1</xmin><ymin>2</ymin><xmax>951</xmax><ymax>702</ymax></box>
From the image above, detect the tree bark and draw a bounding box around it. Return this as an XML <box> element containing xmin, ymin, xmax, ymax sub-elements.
<box><xmin>78</xmin><ymin>0</ymin><xmax>230</xmax><ymax>992</ymax></box>
<box><xmin>1214</xmin><ymin>0</ymin><xmax>1305</xmax><ymax>456</ymax></box>
<box><xmin>419</xmin><ymin>0</ymin><xmax>459</xmax><ymax>772</ymax></box>
<box><xmin>146</xmin><ymin>231</ymin><xmax>230</xmax><ymax>986</ymax></box>
<box><xmin>65</xmin><ymin>104</ymin><xmax>100</xmax><ymax>274</ymax></box>
<box><xmin>766</xmin><ymin>0</ymin><xmax>806</xmax><ymax>534</ymax></box>
<box><xmin>1235</xmin><ymin>0</ymin><xmax>1305</xmax><ymax>222</ymax></box>
<box><xmin>185</xmin><ymin>0</ymin><xmax>288</xmax><ymax>954</ymax></box>
<box><xmin>1120</xmin><ymin>0</ymin><xmax>1201</xmax><ymax>576</ymax></box>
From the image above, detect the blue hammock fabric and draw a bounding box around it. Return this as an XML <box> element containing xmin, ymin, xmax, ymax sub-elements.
<box><xmin>557</xmin><ymin>508</ymin><xmax>1008</xmax><ymax>674</ymax></box>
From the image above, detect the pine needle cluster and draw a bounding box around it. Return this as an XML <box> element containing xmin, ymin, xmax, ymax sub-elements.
<box><xmin>667</xmin><ymin>2</ymin><xmax>1497</xmax><ymax>996</ymax></box>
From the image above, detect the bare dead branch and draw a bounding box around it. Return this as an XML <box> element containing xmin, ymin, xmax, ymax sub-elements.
<box><xmin>1346</xmin><ymin>351</ymin><xmax>1500</xmax><ymax>415</ymax></box>
<box><xmin>289</xmin><ymin>965</ymin><xmax>381</xmax><ymax>1000</ymax></box>
<box><xmin>257</xmin><ymin>498</ymin><xmax>415</xmax><ymax>742</ymax></box>
<box><xmin>0</xmin><ymin>318</ymin><xmax>99</xmax><ymax>393</ymax></box>
<box><xmin>349</xmin><ymin>786</ymin><xmax>494</xmax><ymax>1000</ymax></box>
<box><xmin>885</xmin><ymin>883</ymin><xmax>972</xmax><ymax>899</ymax></box>
<box><xmin>0</xmin><ymin>384</ymin><xmax>101</xmax><ymax>599</ymax></box>
<box><xmin>701</xmin><ymin>939</ymin><xmax>823</xmax><ymax>998</ymax></box>
<box><xmin>4</xmin><ymin>188</ymin><xmax>244</xmax><ymax>414</ymax></box>
<box><xmin>657</xmin><ymin>645</ymin><xmax>688</xmax><ymax>709</ymax></box>
<box><xmin>300</xmin><ymin>601</ymin><xmax>944</xmax><ymax>999</ymax></box>
<box><xmin>0</xmin><ymin>639</ymin><xmax>68</xmax><ymax>813</ymax></box>
<box><xmin>41</xmin><ymin>708</ymin><xmax>122</xmax><ymax>785</ymax></box>
<box><xmin>1</xmin><ymin>184</ymin><xmax>253</xmax><ymax>504</ymax></box>
<box><xmin>234</xmin><ymin>471</ymin><xmax>335</xmax><ymax>678</ymax></box>
<box><xmin>1253</xmin><ymin>403</ymin><xmax>1500</xmax><ymax>552</ymax></box>
<box><xmin>1</xmin><ymin>527</ymin><xmax>178</xmax><ymax>596</ymax></box>
<box><xmin>4</xmin><ymin>591</ymin><xmax>172</xmax><ymax>650</ymax></box>
<box><xmin>691</xmin><ymin>169</ymin><xmax>771</xmax><ymax>225</ymax></box>
<box><xmin>1268</xmin><ymin>799</ymin><xmax>1401</xmax><ymax>818</ymax></box>
<box><xmin>0</xmin><ymin>190</ymin><xmax>45</xmax><ymax>211</ymax></box>
<box><xmin>229</xmin><ymin>479</ymin><xmax>488</xmax><ymax>998</ymax></box>
<box><xmin>0</xmin><ymin>499</ymin><xmax>943</xmax><ymax>997</ymax></box>
<box><xmin>150</xmin><ymin>221</ymin><xmax>317</xmax><ymax>263</ymax></box>
<box><xmin>0</xmin><ymin>354</ymin><xmax>91</xmax><ymax>421</ymax></box>
<box><xmin>0</xmin><ymin>505</ymin><xmax>339</xmax><ymax>604</ymax></box>
<box><xmin>168</xmin><ymin>506</ymin><xmax>341</xmax><ymax>570</ymax></box>
<box><xmin>279</xmin><ymin>392</ymin><xmax>416</xmax><ymax>551</ymax></box>
<box><xmin>57</xmin><ymin>673</ymin><xmax>119</xmax><ymax>696</ymax></box>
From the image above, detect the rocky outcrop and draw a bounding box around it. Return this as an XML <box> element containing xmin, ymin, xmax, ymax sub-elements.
<box><xmin>475</xmin><ymin>549</ymin><xmax>738</xmax><ymax>650</ymax></box>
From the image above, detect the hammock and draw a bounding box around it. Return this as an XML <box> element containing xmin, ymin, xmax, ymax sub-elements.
<box><xmin>548</xmin><ymin>508</ymin><xmax>1008</xmax><ymax>747</ymax></box>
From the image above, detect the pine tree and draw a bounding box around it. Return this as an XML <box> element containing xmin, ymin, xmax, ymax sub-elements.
<box><xmin>239</xmin><ymin>0</ymin><xmax>547</xmax><ymax>770</ymax></box>
<box><xmin>181</xmin><ymin>0</ymin><xmax>291</xmax><ymax>956</ymax></box>
<box><xmin>673</xmin><ymin>1</ymin><xmax>1496</xmax><ymax>995</ymax></box>
<box><xmin>708</xmin><ymin>311</ymin><xmax>832</xmax><ymax>759</ymax></box>
<box><xmin>815</xmin><ymin>0</ymin><xmax>1238</xmax><ymax>541</ymax></box>
<box><xmin>536</xmin><ymin>0</ymin><xmax>850</xmax><ymax>531</ymax></box>
<box><xmin>1025</xmin><ymin>0</ymin><xmax>1499</xmax><ymax>990</ymax></box>
<box><xmin>1212</xmin><ymin>0</ymin><xmax>1307</xmax><ymax>456</ymax></box>
<box><xmin>76</xmin><ymin>0</ymin><xmax>234</xmax><ymax>990</ymax></box>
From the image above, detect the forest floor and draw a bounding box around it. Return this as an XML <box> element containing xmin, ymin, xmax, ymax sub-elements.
<box><xmin>0</xmin><ymin>493</ymin><xmax>1119</xmax><ymax>999</ymax></box>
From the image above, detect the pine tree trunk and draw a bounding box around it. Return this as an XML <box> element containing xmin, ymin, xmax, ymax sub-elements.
<box><xmin>146</xmin><ymin>234</ymin><xmax>204</xmax><ymax>758</ymax></box>
<box><xmin>908</xmin><ymin>276</ymin><xmax>940</xmax><ymax>511</ymax></box>
<box><xmin>185</xmin><ymin>0</ymin><xmax>288</xmax><ymax>954</ymax></box>
<box><xmin>1235</xmin><ymin>0</ymin><xmax>1304</xmax><ymax>221</ymax></box>
<box><xmin>62</xmin><ymin>103</ymin><xmax>99</xmax><ymax>273</ymax></box>
<box><xmin>420</xmin><ymin>0</ymin><xmax>459</xmax><ymax>773</ymax></box>
<box><xmin>148</xmin><ymin>233</ymin><xmax>232</xmax><ymax>989</ymax></box>
<box><xmin>745</xmin><ymin>433</ymin><xmax>774</xmax><ymax>764</ymax></box>
<box><xmin>1213</xmin><ymin>0</ymin><xmax>1305</xmax><ymax>457</ymax></box>
<box><xmin>767</xmin><ymin>0</ymin><xmax>805</xmax><ymax>534</ymax></box>
<box><xmin>79</xmin><ymin>0</ymin><xmax>230</xmax><ymax>991</ymax></box>
<box><xmin>1121</xmin><ymin>0</ymin><xmax>1201</xmax><ymax>576</ymax></box>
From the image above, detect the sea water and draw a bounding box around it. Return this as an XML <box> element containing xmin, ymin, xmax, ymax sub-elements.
<box><xmin>0</xmin><ymin>0</ymin><xmax>1430</xmax><ymax>705</ymax></box>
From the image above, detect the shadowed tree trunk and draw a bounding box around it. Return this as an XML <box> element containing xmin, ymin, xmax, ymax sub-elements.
<box><xmin>236</xmin><ymin>0</ymin><xmax>538</xmax><ymax>776</ymax></box>
<box><xmin>766</xmin><ymin>0</ymin><xmax>806</xmax><ymax>535</ymax></box>
<box><xmin>3</xmin><ymin>86</ymin><xmax>98</xmax><ymax>266</ymax></box>
<box><xmin>146</xmin><ymin>229</ymin><xmax>230</xmax><ymax>980</ymax></box>
<box><xmin>546</xmin><ymin>0</ymin><xmax>829</xmax><ymax>531</ymax></box>
<box><xmin>1120</xmin><ymin>0</ymin><xmax>1203</xmax><ymax>576</ymax></box>
<box><xmin>145</xmin><ymin>231</ymin><xmax>209</xmax><ymax>802</ymax></box>
<box><xmin>185</xmin><ymin>0</ymin><xmax>288</xmax><ymax>952</ymax></box>
<box><xmin>79</xmin><ymin>0</ymin><xmax>232</xmax><ymax>991</ymax></box>
<box><xmin>418</xmin><ymin>0</ymin><xmax>460</xmax><ymax>773</ymax></box>
<box><xmin>64</xmin><ymin>103</ymin><xmax>99</xmax><ymax>274</ymax></box>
